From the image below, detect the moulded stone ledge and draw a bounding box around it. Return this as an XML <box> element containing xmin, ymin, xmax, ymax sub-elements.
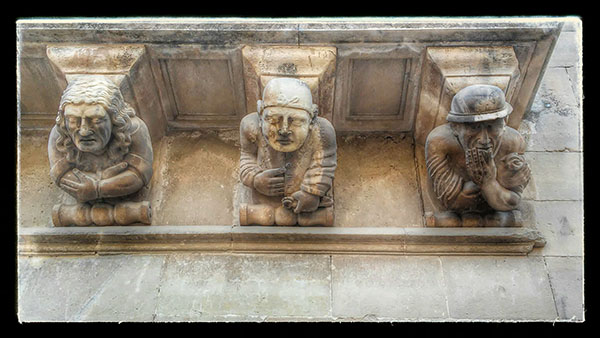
<box><xmin>18</xmin><ymin>225</ymin><xmax>544</xmax><ymax>256</ymax></box>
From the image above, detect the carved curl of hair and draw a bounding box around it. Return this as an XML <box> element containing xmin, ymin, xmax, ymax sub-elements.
<box><xmin>54</xmin><ymin>76</ymin><xmax>136</xmax><ymax>164</ymax></box>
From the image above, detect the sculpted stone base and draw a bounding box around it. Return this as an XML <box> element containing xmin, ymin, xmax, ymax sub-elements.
<box><xmin>239</xmin><ymin>203</ymin><xmax>334</xmax><ymax>227</ymax></box>
<box><xmin>425</xmin><ymin>210</ymin><xmax>523</xmax><ymax>228</ymax></box>
<box><xmin>52</xmin><ymin>201</ymin><xmax>152</xmax><ymax>227</ymax></box>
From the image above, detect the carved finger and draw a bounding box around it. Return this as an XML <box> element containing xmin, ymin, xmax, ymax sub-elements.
<box><xmin>60</xmin><ymin>184</ymin><xmax>78</xmax><ymax>194</ymax></box>
<box><xmin>269</xmin><ymin>177</ymin><xmax>285</xmax><ymax>184</ymax></box>
<box><xmin>60</xmin><ymin>179</ymin><xmax>82</xmax><ymax>189</ymax></box>
<box><xmin>271</xmin><ymin>188</ymin><xmax>285</xmax><ymax>195</ymax></box>
<box><xmin>269</xmin><ymin>182</ymin><xmax>285</xmax><ymax>189</ymax></box>
<box><xmin>102</xmin><ymin>162</ymin><xmax>128</xmax><ymax>179</ymax></box>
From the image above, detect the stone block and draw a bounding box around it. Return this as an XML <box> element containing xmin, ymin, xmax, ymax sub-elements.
<box><xmin>526</xmin><ymin>152</ymin><xmax>582</xmax><ymax>201</ymax></box>
<box><xmin>149</xmin><ymin>132</ymin><xmax>239</xmax><ymax>225</ymax></box>
<box><xmin>153</xmin><ymin>254</ymin><xmax>331</xmax><ymax>321</ymax></box>
<box><xmin>331</xmin><ymin>255</ymin><xmax>448</xmax><ymax>320</ymax></box>
<box><xmin>440</xmin><ymin>256</ymin><xmax>558</xmax><ymax>320</ymax></box>
<box><xmin>334</xmin><ymin>134</ymin><xmax>423</xmax><ymax>227</ymax></box>
<box><xmin>544</xmin><ymin>256</ymin><xmax>584</xmax><ymax>321</ymax></box>
<box><xmin>18</xmin><ymin>255</ymin><xmax>164</xmax><ymax>322</ymax></box>
<box><xmin>547</xmin><ymin>31</ymin><xmax>582</xmax><ymax>68</ymax></box>
<box><xmin>17</xmin><ymin>133</ymin><xmax>65</xmax><ymax>228</ymax></box>
<box><xmin>520</xmin><ymin>67</ymin><xmax>581</xmax><ymax>152</ymax></box>
<box><xmin>528</xmin><ymin>201</ymin><xmax>583</xmax><ymax>257</ymax></box>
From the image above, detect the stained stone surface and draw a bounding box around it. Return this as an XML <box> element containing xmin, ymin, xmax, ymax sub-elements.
<box><xmin>331</xmin><ymin>255</ymin><xmax>448</xmax><ymax>320</ymax></box>
<box><xmin>334</xmin><ymin>134</ymin><xmax>422</xmax><ymax>227</ymax></box>
<box><xmin>149</xmin><ymin>131</ymin><xmax>240</xmax><ymax>226</ymax></box>
<box><xmin>526</xmin><ymin>152</ymin><xmax>583</xmax><ymax>201</ymax></box>
<box><xmin>528</xmin><ymin>201</ymin><xmax>583</xmax><ymax>257</ymax></box>
<box><xmin>17</xmin><ymin>132</ymin><xmax>64</xmax><ymax>228</ymax></box>
<box><xmin>16</xmin><ymin>18</ymin><xmax>584</xmax><ymax>322</ymax></box>
<box><xmin>544</xmin><ymin>256</ymin><xmax>584</xmax><ymax>321</ymax></box>
<box><xmin>439</xmin><ymin>256</ymin><xmax>558</xmax><ymax>320</ymax></box>
<box><xmin>153</xmin><ymin>254</ymin><xmax>331</xmax><ymax>321</ymax></box>
<box><xmin>17</xmin><ymin>255</ymin><xmax>165</xmax><ymax>322</ymax></box>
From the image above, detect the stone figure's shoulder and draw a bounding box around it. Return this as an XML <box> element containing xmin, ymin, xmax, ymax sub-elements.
<box><xmin>47</xmin><ymin>125</ymin><xmax>64</xmax><ymax>161</ymax></box>
<box><xmin>314</xmin><ymin>117</ymin><xmax>336</xmax><ymax>143</ymax></box>
<box><xmin>240</xmin><ymin>113</ymin><xmax>261</xmax><ymax>142</ymax></box>
<box><xmin>501</xmin><ymin>126</ymin><xmax>527</xmax><ymax>153</ymax></box>
<box><xmin>425</xmin><ymin>124</ymin><xmax>460</xmax><ymax>154</ymax></box>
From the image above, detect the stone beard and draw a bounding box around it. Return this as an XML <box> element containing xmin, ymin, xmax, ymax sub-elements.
<box><xmin>48</xmin><ymin>76</ymin><xmax>153</xmax><ymax>226</ymax></box>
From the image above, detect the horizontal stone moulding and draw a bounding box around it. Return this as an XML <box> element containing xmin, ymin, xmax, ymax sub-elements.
<box><xmin>18</xmin><ymin>225</ymin><xmax>545</xmax><ymax>256</ymax></box>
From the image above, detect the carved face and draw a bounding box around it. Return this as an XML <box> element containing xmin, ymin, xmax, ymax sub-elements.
<box><xmin>453</xmin><ymin>117</ymin><xmax>506</xmax><ymax>152</ymax></box>
<box><xmin>261</xmin><ymin>106</ymin><xmax>311</xmax><ymax>152</ymax></box>
<box><xmin>64</xmin><ymin>103</ymin><xmax>113</xmax><ymax>154</ymax></box>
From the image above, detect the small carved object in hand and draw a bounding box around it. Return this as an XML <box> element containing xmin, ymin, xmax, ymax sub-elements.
<box><xmin>48</xmin><ymin>76</ymin><xmax>154</xmax><ymax>226</ymax></box>
<box><xmin>424</xmin><ymin>84</ymin><xmax>531</xmax><ymax>227</ymax></box>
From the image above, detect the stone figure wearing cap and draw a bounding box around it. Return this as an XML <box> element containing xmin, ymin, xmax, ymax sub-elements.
<box><xmin>238</xmin><ymin>77</ymin><xmax>337</xmax><ymax>226</ymax></box>
<box><xmin>48</xmin><ymin>76</ymin><xmax>154</xmax><ymax>226</ymax></box>
<box><xmin>425</xmin><ymin>84</ymin><xmax>531</xmax><ymax>227</ymax></box>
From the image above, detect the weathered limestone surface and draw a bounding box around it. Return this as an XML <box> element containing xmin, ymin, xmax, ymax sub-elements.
<box><xmin>153</xmin><ymin>254</ymin><xmax>331</xmax><ymax>321</ymax></box>
<box><xmin>16</xmin><ymin>17</ymin><xmax>583</xmax><ymax>322</ymax></box>
<box><xmin>544</xmin><ymin>257</ymin><xmax>584</xmax><ymax>321</ymax></box>
<box><xmin>149</xmin><ymin>131</ymin><xmax>240</xmax><ymax>225</ymax></box>
<box><xmin>18</xmin><ymin>255</ymin><xmax>165</xmax><ymax>321</ymax></box>
<box><xmin>439</xmin><ymin>256</ymin><xmax>557</xmax><ymax>320</ymax></box>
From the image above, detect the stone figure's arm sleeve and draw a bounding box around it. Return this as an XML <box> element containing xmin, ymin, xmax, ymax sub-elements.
<box><xmin>98</xmin><ymin>119</ymin><xmax>153</xmax><ymax>198</ymax></box>
<box><xmin>301</xmin><ymin>119</ymin><xmax>337</xmax><ymax>197</ymax></box>
<box><xmin>239</xmin><ymin>113</ymin><xmax>262</xmax><ymax>188</ymax></box>
<box><xmin>425</xmin><ymin>140</ymin><xmax>464</xmax><ymax>210</ymax></box>
<box><xmin>48</xmin><ymin>126</ymin><xmax>74</xmax><ymax>185</ymax></box>
<box><xmin>122</xmin><ymin>119</ymin><xmax>154</xmax><ymax>186</ymax></box>
<box><xmin>480</xmin><ymin>132</ymin><xmax>529</xmax><ymax>211</ymax></box>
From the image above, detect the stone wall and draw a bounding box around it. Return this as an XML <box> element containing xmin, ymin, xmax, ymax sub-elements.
<box><xmin>16</xmin><ymin>17</ymin><xmax>583</xmax><ymax>322</ymax></box>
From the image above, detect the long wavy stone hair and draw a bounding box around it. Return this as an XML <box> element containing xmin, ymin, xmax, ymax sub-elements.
<box><xmin>54</xmin><ymin>76</ymin><xmax>136</xmax><ymax>165</ymax></box>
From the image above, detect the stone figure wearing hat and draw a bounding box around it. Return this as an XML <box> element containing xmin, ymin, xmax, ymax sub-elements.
<box><xmin>425</xmin><ymin>84</ymin><xmax>531</xmax><ymax>227</ymax></box>
<box><xmin>238</xmin><ymin>77</ymin><xmax>337</xmax><ymax>226</ymax></box>
<box><xmin>48</xmin><ymin>76</ymin><xmax>154</xmax><ymax>226</ymax></box>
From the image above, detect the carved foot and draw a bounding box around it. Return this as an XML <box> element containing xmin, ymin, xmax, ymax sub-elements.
<box><xmin>240</xmin><ymin>203</ymin><xmax>334</xmax><ymax>226</ymax></box>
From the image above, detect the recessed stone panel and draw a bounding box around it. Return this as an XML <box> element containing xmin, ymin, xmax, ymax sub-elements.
<box><xmin>333</xmin><ymin>44</ymin><xmax>421</xmax><ymax>132</ymax></box>
<box><xmin>348</xmin><ymin>58</ymin><xmax>409</xmax><ymax>118</ymax></box>
<box><xmin>162</xmin><ymin>59</ymin><xmax>237</xmax><ymax>117</ymax></box>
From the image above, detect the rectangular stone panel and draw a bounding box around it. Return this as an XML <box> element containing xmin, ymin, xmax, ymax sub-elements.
<box><xmin>162</xmin><ymin>59</ymin><xmax>237</xmax><ymax>117</ymax></box>
<box><xmin>348</xmin><ymin>58</ymin><xmax>409</xmax><ymax>119</ymax></box>
<box><xmin>153</xmin><ymin>253</ymin><xmax>331</xmax><ymax>321</ymax></box>
<box><xmin>333</xmin><ymin>44</ymin><xmax>421</xmax><ymax>132</ymax></box>
<box><xmin>440</xmin><ymin>256</ymin><xmax>558</xmax><ymax>320</ymax></box>
<box><xmin>331</xmin><ymin>255</ymin><xmax>448</xmax><ymax>320</ymax></box>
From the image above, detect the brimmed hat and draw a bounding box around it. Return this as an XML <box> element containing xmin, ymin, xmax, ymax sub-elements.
<box><xmin>447</xmin><ymin>84</ymin><xmax>513</xmax><ymax>123</ymax></box>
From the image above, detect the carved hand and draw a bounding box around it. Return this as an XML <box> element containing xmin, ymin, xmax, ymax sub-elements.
<box><xmin>465</xmin><ymin>148</ymin><xmax>497</xmax><ymax>186</ymax></box>
<box><xmin>462</xmin><ymin>180</ymin><xmax>481</xmax><ymax>196</ymax></box>
<box><xmin>253</xmin><ymin>167</ymin><xmax>286</xmax><ymax>196</ymax></box>
<box><xmin>60</xmin><ymin>168</ymin><xmax>99</xmax><ymax>202</ymax></box>
<box><xmin>290</xmin><ymin>190</ymin><xmax>320</xmax><ymax>214</ymax></box>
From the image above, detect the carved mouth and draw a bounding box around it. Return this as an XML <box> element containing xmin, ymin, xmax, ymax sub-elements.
<box><xmin>277</xmin><ymin>138</ymin><xmax>292</xmax><ymax>145</ymax></box>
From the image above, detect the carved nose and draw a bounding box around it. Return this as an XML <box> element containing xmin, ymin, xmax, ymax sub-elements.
<box><xmin>478</xmin><ymin>129</ymin><xmax>491</xmax><ymax>147</ymax></box>
<box><xmin>79</xmin><ymin>121</ymin><xmax>93</xmax><ymax>136</ymax></box>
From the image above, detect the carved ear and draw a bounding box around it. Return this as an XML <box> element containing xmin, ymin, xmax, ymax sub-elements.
<box><xmin>257</xmin><ymin>100</ymin><xmax>263</xmax><ymax>115</ymax></box>
<box><xmin>311</xmin><ymin>104</ymin><xmax>319</xmax><ymax>121</ymax></box>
